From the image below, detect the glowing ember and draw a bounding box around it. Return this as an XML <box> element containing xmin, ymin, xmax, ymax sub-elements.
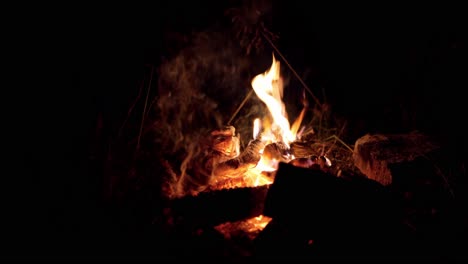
<box><xmin>214</xmin><ymin>214</ymin><xmax>272</xmax><ymax>240</ymax></box>
<box><xmin>250</xmin><ymin>214</ymin><xmax>272</xmax><ymax>231</ymax></box>
<box><xmin>208</xmin><ymin>170</ymin><xmax>273</xmax><ymax>191</ymax></box>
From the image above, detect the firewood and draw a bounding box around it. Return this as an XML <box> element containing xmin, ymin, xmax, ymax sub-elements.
<box><xmin>261</xmin><ymin>162</ymin><xmax>399</xmax><ymax>257</ymax></box>
<box><xmin>290</xmin><ymin>141</ymin><xmax>317</xmax><ymax>158</ymax></box>
<box><xmin>353</xmin><ymin>132</ymin><xmax>439</xmax><ymax>186</ymax></box>
<box><xmin>289</xmin><ymin>155</ymin><xmax>332</xmax><ymax>171</ymax></box>
<box><xmin>211</xmin><ymin>139</ymin><xmax>265</xmax><ymax>180</ymax></box>
<box><xmin>202</xmin><ymin>126</ymin><xmax>242</xmax><ymax>178</ymax></box>
<box><xmin>237</xmin><ymin>139</ymin><xmax>265</xmax><ymax>165</ymax></box>
<box><xmin>198</xmin><ymin>125</ymin><xmax>267</xmax><ymax>188</ymax></box>
<box><xmin>262</xmin><ymin>142</ymin><xmax>290</xmax><ymax>163</ymax></box>
<box><xmin>209</xmin><ymin>125</ymin><xmax>239</xmax><ymax>158</ymax></box>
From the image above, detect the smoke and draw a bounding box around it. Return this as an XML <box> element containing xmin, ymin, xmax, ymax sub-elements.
<box><xmin>155</xmin><ymin>30</ymin><xmax>265</xmax><ymax>198</ymax></box>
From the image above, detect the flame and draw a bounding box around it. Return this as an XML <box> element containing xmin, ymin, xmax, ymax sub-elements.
<box><xmin>245</xmin><ymin>167</ymin><xmax>274</xmax><ymax>186</ymax></box>
<box><xmin>188</xmin><ymin>52</ymin><xmax>302</xmax><ymax>192</ymax></box>
<box><xmin>247</xmin><ymin>54</ymin><xmax>304</xmax><ymax>174</ymax></box>
<box><xmin>167</xmin><ymin>55</ymin><xmax>306</xmax><ymax>196</ymax></box>
<box><xmin>253</xmin><ymin>118</ymin><xmax>261</xmax><ymax>139</ymax></box>
<box><xmin>253</xmin><ymin>155</ymin><xmax>278</xmax><ymax>173</ymax></box>
<box><xmin>251</xmin><ymin>54</ymin><xmax>301</xmax><ymax>147</ymax></box>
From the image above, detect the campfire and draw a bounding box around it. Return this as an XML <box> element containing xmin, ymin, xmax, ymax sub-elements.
<box><xmin>99</xmin><ymin>29</ymin><xmax>463</xmax><ymax>261</ymax></box>
<box><xmin>165</xmin><ymin>54</ymin><xmax>333</xmax><ymax>197</ymax></box>
<box><xmin>160</xmin><ymin>54</ymin><xmax>344</xmax><ymax>243</ymax></box>
<box><xmin>94</xmin><ymin>6</ymin><xmax>465</xmax><ymax>259</ymax></box>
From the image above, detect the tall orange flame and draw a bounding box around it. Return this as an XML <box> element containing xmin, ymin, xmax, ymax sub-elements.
<box><xmin>251</xmin><ymin>54</ymin><xmax>302</xmax><ymax>147</ymax></box>
<box><xmin>248</xmin><ymin>54</ymin><xmax>305</xmax><ymax>174</ymax></box>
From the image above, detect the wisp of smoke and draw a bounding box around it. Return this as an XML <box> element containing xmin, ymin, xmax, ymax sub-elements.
<box><xmin>155</xmin><ymin>30</ymin><xmax>259</xmax><ymax>197</ymax></box>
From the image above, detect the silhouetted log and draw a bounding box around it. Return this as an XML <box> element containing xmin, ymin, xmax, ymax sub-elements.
<box><xmin>352</xmin><ymin>134</ymin><xmax>463</xmax><ymax>258</ymax></box>
<box><xmin>168</xmin><ymin>185</ymin><xmax>269</xmax><ymax>230</ymax></box>
<box><xmin>353</xmin><ymin>132</ymin><xmax>439</xmax><ymax>186</ymax></box>
<box><xmin>260</xmin><ymin>162</ymin><xmax>400</xmax><ymax>257</ymax></box>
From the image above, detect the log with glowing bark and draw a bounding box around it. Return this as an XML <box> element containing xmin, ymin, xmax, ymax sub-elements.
<box><xmin>262</xmin><ymin>141</ymin><xmax>290</xmax><ymax>163</ymax></box>
<box><xmin>290</xmin><ymin>140</ymin><xmax>318</xmax><ymax>158</ymax></box>
<box><xmin>353</xmin><ymin>132</ymin><xmax>440</xmax><ymax>186</ymax></box>
<box><xmin>167</xmin><ymin>185</ymin><xmax>270</xmax><ymax>230</ymax></box>
<box><xmin>210</xmin><ymin>139</ymin><xmax>264</xmax><ymax>180</ymax></box>
<box><xmin>203</xmin><ymin>126</ymin><xmax>267</xmax><ymax>190</ymax></box>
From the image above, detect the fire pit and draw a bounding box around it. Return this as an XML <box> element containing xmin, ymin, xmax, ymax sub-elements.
<box><xmin>151</xmin><ymin>54</ymin><xmax>377</xmax><ymax>258</ymax></box>
<box><xmin>122</xmin><ymin>34</ymin><xmax>465</xmax><ymax>260</ymax></box>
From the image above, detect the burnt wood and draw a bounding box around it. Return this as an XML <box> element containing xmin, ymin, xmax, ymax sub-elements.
<box><xmin>169</xmin><ymin>185</ymin><xmax>269</xmax><ymax>230</ymax></box>
<box><xmin>260</xmin><ymin>162</ymin><xmax>402</xmax><ymax>258</ymax></box>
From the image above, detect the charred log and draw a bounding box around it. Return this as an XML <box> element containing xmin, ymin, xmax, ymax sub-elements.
<box><xmin>258</xmin><ymin>162</ymin><xmax>401</xmax><ymax>258</ymax></box>
<box><xmin>289</xmin><ymin>155</ymin><xmax>332</xmax><ymax>171</ymax></box>
<box><xmin>211</xmin><ymin>139</ymin><xmax>265</xmax><ymax>180</ymax></box>
<box><xmin>167</xmin><ymin>185</ymin><xmax>269</xmax><ymax>231</ymax></box>
<box><xmin>262</xmin><ymin>141</ymin><xmax>290</xmax><ymax>163</ymax></box>
<box><xmin>290</xmin><ymin>140</ymin><xmax>317</xmax><ymax>158</ymax></box>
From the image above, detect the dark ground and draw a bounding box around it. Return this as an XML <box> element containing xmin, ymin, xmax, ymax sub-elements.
<box><xmin>4</xmin><ymin>1</ymin><xmax>468</xmax><ymax>261</ymax></box>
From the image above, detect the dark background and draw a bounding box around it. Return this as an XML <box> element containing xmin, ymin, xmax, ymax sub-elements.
<box><xmin>5</xmin><ymin>1</ymin><xmax>467</xmax><ymax>259</ymax></box>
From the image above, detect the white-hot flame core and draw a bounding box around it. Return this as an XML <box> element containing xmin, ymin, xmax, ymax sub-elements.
<box><xmin>251</xmin><ymin>54</ymin><xmax>296</xmax><ymax>146</ymax></box>
<box><xmin>253</xmin><ymin>118</ymin><xmax>261</xmax><ymax>140</ymax></box>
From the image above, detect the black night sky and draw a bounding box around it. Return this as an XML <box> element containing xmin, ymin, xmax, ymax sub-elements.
<box><xmin>5</xmin><ymin>1</ymin><xmax>468</xmax><ymax>260</ymax></box>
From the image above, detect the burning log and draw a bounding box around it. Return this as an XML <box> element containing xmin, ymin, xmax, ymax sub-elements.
<box><xmin>214</xmin><ymin>215</ymin><xmax>272</xmax><ymax>241</ymax></box>
<box><xmin>288</xmin><ymin>139</ymin><xmax>334</xmax><ymax>172</ymax></box>
<box><xmin>201</xmin><ymin>126</ymin><xmax>268</xmax><ymax>190</ymax></box>
<box><xmin>262</xmin><ymin>141</ymin><xmax>291</xmax><ymax>163</ymax></box>
<box><xmin>290</xmin><ymin>140</ymin><xmax>317</xmax><ymax>158</ymax></box>
<box><xmin>211</xmin><ymin>139</ymin><xmax>265</xmax><ymax>180</ymax></box>
<box><xmin>210</xmin><ymin>126</ymin><xmax>239</xmax><ymax>158</ymax></box>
